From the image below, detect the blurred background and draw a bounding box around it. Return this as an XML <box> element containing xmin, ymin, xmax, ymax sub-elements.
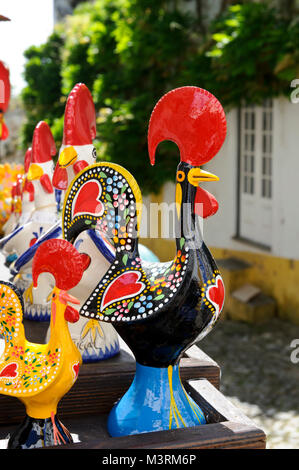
<box><xmin>1</xmin><ymin>0</ymin><xmax>299</xmax><ymax>448</ymax></box>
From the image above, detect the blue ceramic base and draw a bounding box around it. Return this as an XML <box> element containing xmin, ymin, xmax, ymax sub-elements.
<box><xmin>107</xmin><ymin>362</ymin><xmax>206</xmax><ymax>437</ymax></box>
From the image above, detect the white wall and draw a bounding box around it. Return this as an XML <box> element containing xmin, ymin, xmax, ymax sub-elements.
<box><xmin>142</xmin><ymin>97</ymin><xmax>299</xmax><ymax>260</ymax></box>
<box><xmin>202</xmin><ymin>97</ymin><xmax>299</xmax><ymax>260</ymax></box>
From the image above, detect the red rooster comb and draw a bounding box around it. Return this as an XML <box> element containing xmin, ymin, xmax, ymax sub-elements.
<box><xmin>31</xmin><ymin>121</ymin><xmax>56</xmax><ymax>163</ymax></box>
<box><xmin>24</xmin><ymin>147</ymin><xmax>32</xmax><ymax>173</ymax></box>
<box><xmin>32</xmin><ymin>239</ymin><xmax>90</xmax><ymax>290</ymax></box>
<box><xmin>0</xmin><ymin>61</ymin><xmax>10</xmax><ymax>113</ymax></box>
<box><xmin>148</xmin><ymin>87</ymin><xmax>226</xmax><ymax>166</ymax></box>
<box><xmin>62</xmin><ymin>83</ymin><xmax>96</xmax><ymax>146</ymax></box>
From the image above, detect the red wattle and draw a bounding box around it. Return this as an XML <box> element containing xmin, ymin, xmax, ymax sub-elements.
<box><xmin>64</xmin><ymin>305</ymin><xmax>80</xmax><ymax>323</ymax></box>
<box><xmin>0</xmin><ymin>121</ymin><xmax>9</xmax><ymax>140</ymax></box>
<box><xmin>24</xmin><ymin>180</ymin><xmax>35</xmax><ymax>201</ymax></box>
<box><xmin>194</xmin><ymin>186</ymin><xmax>218</xmax><ymax>218</ymax></box>
<box><xmin>52</xmin><ymin>164</ymin><xmax>68</xmax><ymax>190</ymax></box>
<box><xmin>40</xmin><ymin>173</ymin><xmax>54</xmax><ymax>193</ymax></box>
<box><xmin>73</xmin><ymin>160</ymin><xmax>89</xmax><ymax>174</ymax></box>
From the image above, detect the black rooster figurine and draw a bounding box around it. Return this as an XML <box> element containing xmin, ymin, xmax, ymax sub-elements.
<box><xmin>62</xmin><ymin>86</ymin><xmax>226</xmax><ymax>436</ymax></box>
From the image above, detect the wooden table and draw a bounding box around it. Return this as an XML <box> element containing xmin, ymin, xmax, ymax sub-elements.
<box><xmin>0</xmin><ymin>339</ymin><xmax>266</xmax><ymax>449</ymax></box>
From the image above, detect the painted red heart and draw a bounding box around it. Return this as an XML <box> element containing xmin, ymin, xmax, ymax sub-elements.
<box><xmin>0</xmin><ymin>362</ymin><xmax>18</xmax><ymax>378</ymax></box>
<box><xmin>72</xmin><ymin>362</ymin><xmax>80</xmax><ymax>379</ymax></box>
<box><xmin>206</xmin><ymin>276</ymin><xmax>225</xmax><ymax>314</ymax></box>
<box><xmin>101</xmin><ymin>271</ymin><xmax>146</xmax><ymax>310</ymax></box>
<box><xmin>73</xmin><ymin>180</ymin><xmax>104</xmax><ymax>218</ymax></box>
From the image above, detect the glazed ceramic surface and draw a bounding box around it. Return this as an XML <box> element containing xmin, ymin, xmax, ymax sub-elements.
<box><xmin>0</xmin><ymin>123</ymin><xmax>58</xmax><ymax>262</ymax></box>
<box><xmin>0</xmin><ymin>239</ymin><xmax>88</xmax><ymax>448</ymax></box>
<box><xmin>13</xmin><ymin>83</ymin><xmax>120</xmax><ymax>358</ymax></box>
<box><xmin>52</xmin><ymin>83</ymin><xmax>97</xmax><ymax>193</ymax></box>
<box><xmin>62</xmin><ymin>87</ymin><xmax>226</xmax><ymax>436</ymax></box>
<box><xmin>1</xmin><ymin>122</ymin><xmax>58</xmax><ymax>320</ymax></box>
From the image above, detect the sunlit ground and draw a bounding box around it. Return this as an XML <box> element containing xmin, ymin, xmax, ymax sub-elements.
<box><xmin>199</xmin><ymin>317</ymin><xmax>299</xmax><ymax>449</ymax></box>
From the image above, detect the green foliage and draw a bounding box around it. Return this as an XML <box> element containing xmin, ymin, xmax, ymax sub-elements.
<box><xmin>61</xmin><ymin>0</ymin><xmax>193</xmax><ymax>193</ymax></box>
<box><xmin>181</xmin><ymin>3</ymin><xmax>299</xmax><ymax>108</ymax></box>
<box><xmin>21</xmin><ymin>1</ymin><xmax>299</xmax><ymax>193</ymax></box>
<box><xmin>21</xmin><ymin>30</ymin><xmax>65</xmax><ymax>150</ymax></box>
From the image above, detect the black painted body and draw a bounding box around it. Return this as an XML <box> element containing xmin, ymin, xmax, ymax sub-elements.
<box><xmin>64</xmin><ymin>162</ymin><xmax>223</xmax><ymax>369</ymax></box>
<box><xmin>116</xmin><ymin>242</ymin><xmax>217</xmax><ymax>367</ymax></box>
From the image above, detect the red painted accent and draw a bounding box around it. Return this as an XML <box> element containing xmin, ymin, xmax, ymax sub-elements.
<box><xmin>72</xmin><ymin>362</ymin><xmax>80</xmax><ymax>378</ymax></box>
<box><xmin>148</xmin><ymin>87</ymin><xmax>226</xmax><ymax>167</ymax></box>
<box><xmin>10</xmin><ymin>183</ymin><xmax>17</xmax><ymax>212</ymax></box>
<box><xmin>80</xmin><ymin>253</ymin><xmax>91</xmax><ymax>270</ymax></box>
<box><xmin>40</xmin><ymin>173</ymin><xmax>54</xmax><ymax>193</ymax></box>
<box><xmin>32</xmin><ymin>239</ymin><xmax>87</xmax><ymax>290</ymax></box>
<box><xmin>73</xmin><ymin>181</ymin><xmax>103</xmax><ymax>218</ymax></box>
<box><xmin>0</xmin><ymin>120</ymin><xmax>8</xmax><ymax>140</ymax></box>
<box><xmin>206</xmin><ymin>276</ymin><xmax>225</xmax><ymax>313</ymax></box>
<box><xmin>63</xmin><ymin>83</ymin><xmax>96</xmax><ymax>146</ymax></box>
<box><xmin>24</xmin><ymin>180</ymin><xmax>35</xmax><ymax>201</ymax></box>
<box><xmin>31</xmin><ymin>121</ymin><xmax>56</xmax><ymax>163</ymax></box>
<box><xmin>73</xmin><ymin>160</ymin><xmax>89</xmax><ymax>174</ymax></box>
<box><xmin>0</xmin><ymin>363</ymin><xmax>18</xmax><ymax>378</ymax></box>
<box><xmin>194</xmin><ymin>186</ymin><xmax>219</xmax><ymax>218</ymax></box>
<box><xmin>102</xmin><ymin>271</ymin><xmax>146</xmax><ymax>310</ymax></box>
<box><xmin>52</xmin><ymin>164</ymin><xmax>68</xmax><ymax>190</ymax></box>
<box><xmin>11</xmin><ymin>183</ymin><xmax>17</xmax><ymax>198</ymax></box>
<box><xmin>16</xmin><ymin>176</ymin><xmax>23</xmax><ymax>197</ymax></box>
<box><xmin>64</xmin><ymin>305</ymin><xmax>80</xmax><ymax>323</ymax></box>
<box><xmin>0</xmin><ymin>61</ymin><xmax>10</xmax><ymax>112</ymax></box>
<box><xmin>29</xmin><ymin>238</ymin><xmax>37</xmax><ymax>247</ymax></box>
<box><xmin>24</xmin><ymin>147</ymin><xmax>32</xmax><ymax>173</ymax></box>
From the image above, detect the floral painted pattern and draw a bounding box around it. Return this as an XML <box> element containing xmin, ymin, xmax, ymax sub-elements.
<box><xmin>0</xmin><ymin>282</ymin><xmax>62</xmax><ymax>396</ymax></box>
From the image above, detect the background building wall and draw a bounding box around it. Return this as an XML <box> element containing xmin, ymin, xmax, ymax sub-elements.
<box><xmin>140</xmin><ymin>97</ymin><xmax>299</xmax><ymax>322</ymax></box>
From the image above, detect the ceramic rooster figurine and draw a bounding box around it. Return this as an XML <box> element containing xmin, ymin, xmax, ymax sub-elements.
<box><xmin>0</xmin><ymin>239</ymin><xmax>89</xmax><ymax>448</ymax></box>
<box><xmin>0</xmin><ymin>122</ymin><xmax>58</xmax><ymax>320</ymax></box>
<box><xmin>0</xmin><ymin>122</ymin><xmax>57</xmax><ymax>260</ymax></box>
<box><xmin>62</xmin><ymin>86</ymin><xmax>226</xmax><ymax>436</ymax></box>
<box><xmin>13</xmin><ymin>83</ymin><xmax>120</xmax><ymax>360</ymax></box>
<box><xmin>52</xmin><ymin>82</ymin><xmax>97</xmax><ymax>192</ymax></box>
<box><xmin>17</xmin><ymin>147</ymin><xmax>35</xmax><ymax>227</ymax></box>
<box><xmin>1</xmin><ymin>149</ymin><xmax>33</xmax><ymax>269</ymax></box>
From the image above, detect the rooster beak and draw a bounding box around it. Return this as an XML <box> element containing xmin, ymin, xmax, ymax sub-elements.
<box><xmin>59</xmin><ymin>146</ymin><xmax>78</xmax><ymax>168</ymax></box>
<box><xmin>27</xmin><ymin>163</ymin><xmax>44</xmax><ymax>181</ymax></box>
<box><xmin>188</xmin><ymin>167</ymin><xmax>219</xmax><ymax>187</ymax></box>
<box><xmin>59</xmin><ymin>290</ymin><xmax>80</xmax><ymax>305</ymax></box>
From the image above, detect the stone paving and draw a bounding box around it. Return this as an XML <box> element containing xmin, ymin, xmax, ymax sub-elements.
<box><xmin>198</xmin><ymin>318</ymin><xmax>299</xmax><ymax>449</ymax></box>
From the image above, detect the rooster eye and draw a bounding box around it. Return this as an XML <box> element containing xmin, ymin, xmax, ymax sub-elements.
<box><xmin>177</xmin><ymin>171</ymin><xmax>185</xmax><ymax>182</ymax></box>
<box><xmin>52</xmin><ymin>293</ymin><xmax>56</xmax><ymax>299</ymax></box>
<box><xmin>92</xmin><ymin>147</ymin><xmax>97</xmax><ymax>159</ymax></box>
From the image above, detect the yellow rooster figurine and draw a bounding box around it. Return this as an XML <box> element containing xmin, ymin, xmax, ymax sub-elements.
<box><xmin>0</xmin><ymin>239</ymin><xmax>90</xmax><ymax>448</ymax></box>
